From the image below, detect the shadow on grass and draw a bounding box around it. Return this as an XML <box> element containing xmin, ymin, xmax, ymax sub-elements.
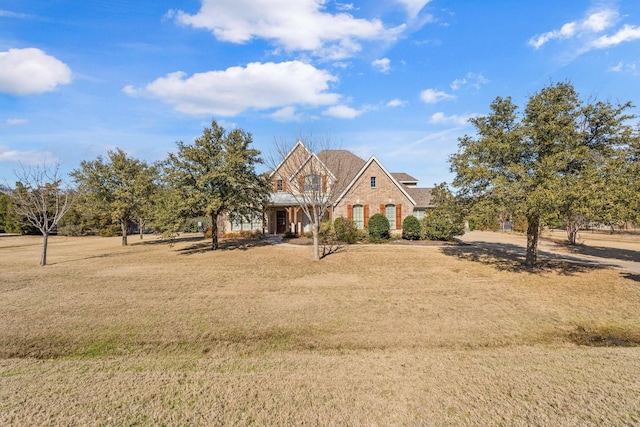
<box><xmin>440</xmin><ymin>242</ymin><xmax>612</xmax><ymax>275</ymax></box>
<box><xmin>621</xmin><ymin>273</ymin><xmax>640</xmax><ymax>283</ymax></box>
<box><xmin>131</xmin><ymin>234</ymin><xmax>206</xmax><ymax>246</ymax></box>
<box><xmin>177</xmin><ymin>237</ymin><xmax>275</xmax><ymax>255</ymax></box>
<box><xmin>559</xmin><ymin>243</ymin><xmax>640</xmax><ymax>263</ymax></box>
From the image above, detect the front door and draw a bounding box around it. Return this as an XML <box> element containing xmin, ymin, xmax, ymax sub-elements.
<box><xmin>276</xmin><ymin>210</ymin><xmax>287</xmax><ymax>234</ymax></box>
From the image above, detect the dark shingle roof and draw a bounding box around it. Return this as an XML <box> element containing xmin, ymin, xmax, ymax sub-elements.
<box><xmin>317</xmin><ymin>150</ymin><xmax>366</xmax><ymax>195</ymax></box>
<box><xmin>405</xmin><ymin>187</ymin><xmax>434</xmax><ymax>208</ymax></box>
<box><xmin>391</xmin><ymin>172</ymin><xmax>418</xmax><ymax>184</ymax></box>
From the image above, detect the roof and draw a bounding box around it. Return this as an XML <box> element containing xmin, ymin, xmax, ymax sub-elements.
<box><xmin>334</xmin><ymin>155</ymin><xmax>416</xmax><ymax>206</ymax></box>
<box><xmin>405</xmin><ymin>187</ymin><xmax>434</xmax><ymax>208</ymax></box>
<box><xmin>317</xmin><ymin>149</ymin><xmax>366</xmax><ymax>195</ymax></box>
<box><xmin>268</xmin><ymin>192</ymin><xmax>301</xmax><ymax>206</ymax></box>
<box><xmin>391</xmin><ymin>172</ymin><xmax>418</xmax><ymax>184</ymax></box>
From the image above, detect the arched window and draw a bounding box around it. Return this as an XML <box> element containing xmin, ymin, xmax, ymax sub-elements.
<box><xmin>352</xmin><ymin>205</ymin><xmax>364</xmax><ymax>229</ymax></box>
<box><xmin>385</xmin><ymin>204</ymin><xmax>396</xmax><ymax>230</ymax></box>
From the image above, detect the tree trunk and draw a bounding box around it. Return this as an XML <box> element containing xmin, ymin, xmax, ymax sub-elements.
<box><xmin>121</xmin><ymin>220</ymin><xmax>128</xmax><ymax>246</ymax></box>
<box><xmin>566</xmin><ymin>221</ymin><xmax>579</xmax><ymax>245</ymax></box>
<box><xmin>139</xmin><ymin>217</ymin><xmax>144</xmax><ymax>240</ymax></box>
<box><xmin>40</xmin><ymin>232</ymin><xmax>49</xmax><ymax>266</ymax></box>
<box><xmin>312</xmin><ymin>225</ymin><xmax>320</xmax><ymax>261</ymax></box>
<box><xmin>525</xmin><ymin>217</ymin><xmax>540</xmax><ymax>268</ymax></box>
<box><xmin>210</xmin><ymin>213</ymin><xmax>219</xmax><ymax>250</ymax></box>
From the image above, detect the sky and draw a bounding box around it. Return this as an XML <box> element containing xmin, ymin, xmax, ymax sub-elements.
<box><xmin>2</xmin><ymin>0</ymin><xmax>640</xmax><ymax>188</ymax></box>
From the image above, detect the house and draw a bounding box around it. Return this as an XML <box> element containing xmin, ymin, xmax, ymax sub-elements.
<box><xmin>228</xmin><ymin>141</ymin><xmax>434</xmax><ymax>235</ymax></box>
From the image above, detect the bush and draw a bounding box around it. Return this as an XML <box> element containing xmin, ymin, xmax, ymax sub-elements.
<box><xmin>368</xmin><ymin>213</ymin><xmax>390</xmax><ymax>240</ymax></box>
<box><xmin>402</xmin><ymin>215</ymin><xmax>421</xmax><ymax>240</ymax></box>
<box><xmin>333</xmin><ymin>217</ymin><xmax>359</xmax><ymax>244</ymax></box>
<box><xmin>318</xmin><ymin>220</ymin><xmax>335</xmax><ymax>244</ymax></box>
<box><xmin>421</xmin><ymin>210</ymin><xmax>464</xmax><ymax>241</ymax></box>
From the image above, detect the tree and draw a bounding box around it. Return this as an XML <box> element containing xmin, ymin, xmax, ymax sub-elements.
<box><xmin>9</xmin><ymin>164</ymin><xmax>74</xmax><ymax>266</ymax></box>
<box><xmin>71</xmin><ymin>148</ymin><xmax>157</xmax><ymax>246</ymax></box>
<box><xmin>163</xmin><ymin>120</ymin><xmax>269</xmax><ymax>250</ymax></box>
<box><xmin>0</xmin><ymin>188</ymin><xmax>22</xmax><ymax>233</ymax></box>
<box><xmin>269</xmin><ymin>137</ymin><xmax>347</xmax><ymax>261</ymax></box>
<box><xmin>450</xmin><ymin>82</ymin><xmax>635</xmax><ymax>267</ymax></box>
<box><xmin>421</xmin><ymin>183</ymin><xmax>465</xmax><ymax>241</ymax></box>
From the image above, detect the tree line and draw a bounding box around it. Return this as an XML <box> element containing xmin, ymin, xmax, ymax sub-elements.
<box><xmin>450</xmin><ymin>81</ymin><xmax>640</xmax><ymax>267</ymax></box>
<box><xmin>2</xmin><ymin>120</ymin><xmax>271</xmax><ymax>265</ymax></box>
<box><xmin>2</xmin><ymin>82</ymin><xmax>639</xmax><ymax>268</ymax></box>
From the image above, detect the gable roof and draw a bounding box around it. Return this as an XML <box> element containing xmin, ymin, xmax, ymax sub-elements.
<box><xmin>317</xmin><ymin>149</ymin><xmax>366</xmax><ymax>196</ymax></box>
<box><xmin>392</xmin><ymin>172</ymin><xmax>419</xmax><ymax>185</ymax></box>
<box><xmin>405</xmin><ymin>187</ymin><xmax>434</xmax><ymax>208</ymax></box>
<box><xmin>289</xmin><ymin>150</ymin><xmax>336</xmax><ymax>183</ymax></box>
<box><xmin>334</xmin><ymin>155</ymin><xmax>416</xmax><ymax>206</ymax></box>
<box><xmin>268</xmin><ymin>140</ymin><xmax>310</xmax><ymax>178</ymax></box>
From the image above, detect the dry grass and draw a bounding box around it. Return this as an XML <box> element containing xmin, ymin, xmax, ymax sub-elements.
<box><xmin>1</xmin><ymin>234</ymin><xmax>640</xmax><ymax>425</ymax></box>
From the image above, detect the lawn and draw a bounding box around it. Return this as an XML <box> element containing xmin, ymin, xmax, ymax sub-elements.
<box><xmin>1</xmin><ymin>234</ymin><xmax>639</xmax><ymax>426</ymax></box>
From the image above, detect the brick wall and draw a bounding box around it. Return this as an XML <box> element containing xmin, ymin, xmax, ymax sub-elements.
<box><xmin>334</xmin><ymin>161</ymin><xmax>414</xmax><ymax>230</ymax></box>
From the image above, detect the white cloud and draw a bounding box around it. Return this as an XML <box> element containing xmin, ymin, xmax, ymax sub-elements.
<box><xmin>371</xmin><ymin>57</ymin><xmax>391</xmax><ymax>73</ymax></box>
<box><xmin>127</xmin><ymin>60</ymin><xmax>340</xmax><ymax>117</ymax></box>
<box><xmin>429</xmin><ymin>112</ymin><xmax>476</xmax><ymax>126</ymax></box>
<box><xmin>387</xmin><ymin>98</ymin><xmax>406</xmax><ymax>108</ymax></box>
<box><xmin>395</xmin><ymin>0</ymin><xmax>432</xmax><ymax>19</ymax></box>
<box><xmin>609</xmin><ymin>61</ymin><xmax>638</xmax><ymax>75</ymax></box>
<box><xmin>420</xmin><ymin>88</ymin><xmax>455</xmax><ymax>104</ymax></box>
<box><xmin>171</xmin><ymin>0</ymin><xmax>405</xmax><ymax>60</ymax></box>
<box><xmin>592</xmin><ymin>24</ymin><xmax>640</xmax><ymax>48</ymax></box>
<box><xmin>335</xmin><ymin>3</ymin><xmax>357</xmax><ymax>12</ymax></box>
<box><xmin>5</xmin><ymin>118</ymin><xmax>28</xmax><ymax>126</ymax></box>
<box><xmin>0</xmin><ymin>48</ymin><xmax>72</xmax><ymax>95</ymax></box>
<box><xmin>322</xmin><ymin>104</ymin><xmax>362</xmax><ymax>119</ymax></box>
<box><xmin>450</xmin><ymin>72</ymin><xmax>489</xmax><ymax>90</ymax></box>
<box><xmin>0</xmin><ymin>9</ymin><xmax>33</xmax><ymax>19</ymax></box>
<box><xmin>529</xmin><ymin>8</ymin><xmax>618</xmax><ymax>49</ymax></box>
<box><xmin>270</xmin><ymin>106</ymin><xmax>305</xmax><ymax>122</ymax></box>
<box><xmin>0</xmin><ymin>146</ymin><xmax>56</xmax><ymax>165</ymax></box>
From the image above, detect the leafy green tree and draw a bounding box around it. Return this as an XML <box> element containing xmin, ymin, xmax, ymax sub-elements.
<box><xmin>9</xmin><ymin>164</ymin><xmax>75</xmax><ymax>265</ymax></box>
<box><xmin>71</xmin><ymin>148</ymin><xmax>157</xmax><ymax>246</ymax></box>
<box><xmin>163</xmin><ymin>120</ymin><xmax>270</xmax><ymax>250</ymax></box>
<box><xmin>421</xmin><ymin>183</ymin><xmax>465</xmax><ymax>241</ymax></box>
<box><xmin>451</xmin><ymin>82</ymin><xmax>636</xmax><ymax>266</ymax></box>
<box><xmin>0</xmin><ymin>190</ymin><xmax>20</xmax><ymax>233</ymax></box>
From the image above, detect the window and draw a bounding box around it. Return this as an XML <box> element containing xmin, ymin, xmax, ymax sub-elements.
<box><xmin>413</xmin><ymin>209</ymin><xmax>426</xmax><ymax>220</ymax></box>
<box><xmin>276</xmin><ymin>179</ymin><xmax>283</xmax><ymax>191</ymax></box>
<box><xmin>352</xmin><ymin>205</ymin><xmax>364</xmax><ymax>229</ymax></box>
<box><xmin>304</xmin><ymin>174</ymin><xmax>321</xmax><ymax>192</ymax></box>
<box><xmin>385</xmin><ymin>204</ymin><xmax>396</xmax><ymax>230</ymax></box>
<box><xmin>370</xmin><ymin>176</ymin><xmax>376</xmax><ymax>188</ymax></box>
<box><xmin>231</xmin><ymin>213</ymin><xmax>261</xmax><ymax>231</ymax></box>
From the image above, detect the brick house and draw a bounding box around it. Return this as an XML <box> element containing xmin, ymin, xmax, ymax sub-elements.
<box><xmin>228</xmin><ymin>141</ymin><xmax>434</xmax><ymax>235</ymax></box>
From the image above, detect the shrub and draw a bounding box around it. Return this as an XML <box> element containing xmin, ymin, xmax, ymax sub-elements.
<box><xmin>368</xmin><ymin>213</ymin><xmax>390</xmax><ymax>240</ymax></box>
<box><xmin>402</xmin><ymin>215</ymin><xmax>421</xmax><ymax>240</ymax></box>
<box><xmin>421</xmin><ymin>210</ymin><xmax>464</xmax><ymax>241</ymax></box>
<box><xmin>333</xmin><ymin>217</ymin><xmax>359</xmax><ymax>244</ymax></box>
<box><xmin>318</xmin><ymin>220</ymin><xmax>335</xmax><ymax>244</ymax></box>
<box><xmin>283</xmin><ymin>230</ymin><xmax>296</xmax><ymax>239</ymax></box>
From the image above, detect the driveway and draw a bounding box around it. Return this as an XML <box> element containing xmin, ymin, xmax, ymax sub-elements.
<box><xmin>457</xmin><ymin>230</ymin><xmax>640</xmax><ymax>274</ymax></box>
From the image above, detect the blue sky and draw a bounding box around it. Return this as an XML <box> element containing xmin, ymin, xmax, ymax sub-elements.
<box><xmin>2</xmin><ymin>0</ymin><xmax>640</xmax><ymax>187</ymax></box>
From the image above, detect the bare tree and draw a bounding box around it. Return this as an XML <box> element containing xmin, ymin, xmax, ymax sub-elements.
<box><xmin>269</xmin><ymin>136</ymin><xmax>349</xmax><ymax>261</ymax></box>
<box><xmin>9</xmin><ymin>164</ymin><xmax>75</xmax><ymax>266</ymax></box>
